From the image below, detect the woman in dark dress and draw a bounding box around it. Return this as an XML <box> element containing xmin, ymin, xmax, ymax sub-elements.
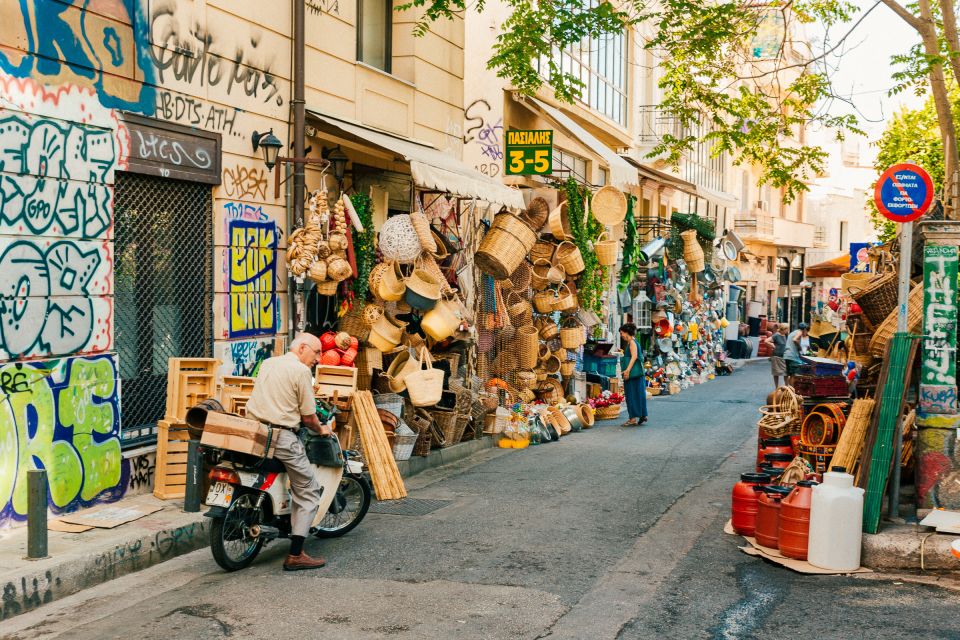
<box><xmin>619</xmin><ymin>323</ymin><xmax>648</xmax><ymax>426</ymax></box>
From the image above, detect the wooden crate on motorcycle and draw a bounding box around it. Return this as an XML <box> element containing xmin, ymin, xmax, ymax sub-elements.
<box><xmin>200</xmin><ymin>412</ymin><xmax>278</xmax><ymax>458</ymax></box>
<box><xmin>154</xmin><ymin>420</ymin><xmax>193</xmax><ymax>500</ymax></box>
<box><xmin>166</xmin><ymin>358</ymin><xmax>220</xmax><ymax>422</ymax></box>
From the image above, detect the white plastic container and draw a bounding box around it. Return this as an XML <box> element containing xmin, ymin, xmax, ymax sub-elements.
<box><xmin>808</xmin><ymin>467</ymin><xmax>865</xmax><ymax>570</ymax></box>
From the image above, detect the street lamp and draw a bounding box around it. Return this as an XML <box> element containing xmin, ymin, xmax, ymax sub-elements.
<box><xmin>251</xmin><ymin>129</ymin><xmax>283</xmax><ymax>170</ymax></box>
<box><xmin>251</xmin><ymin>131</ymin><xmax>331</xmax><ymax>201</ymax></box>
<box><xmin>324</xmin><ymin>146</ymin><xmax>349</xmax><ymax>183</ymax></box>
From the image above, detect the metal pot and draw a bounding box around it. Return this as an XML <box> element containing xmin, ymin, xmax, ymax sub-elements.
<box><xmin>561</xmin><ymin>405</ymin><xmax>584</xmax><ymax>432</ymax></box>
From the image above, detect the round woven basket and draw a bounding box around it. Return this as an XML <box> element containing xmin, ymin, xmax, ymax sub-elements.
<box><xmin>560</xmin><ymin>361</ymin><xmax>575</xmax><ymax>377</ymax></box>
<box><xmin>379</xmin><ymin>214</ymin><xmax>422</xmax><ymax>264</ymax></box>
<box><xmin>538</xmin><ymin>318</ymin><xmax>559</xmax><ymax>341</ymax></box>
<box><xmin>553</xmin><ymin>283</ymin><xmax>578</xmax><ymax>313</ymax></box>
<box><xmin>531</xmin><ymin>240</ymin><xmax>556</xmax><ymax>265</ymax></box>
<box><xmin>516</xmin><ymin>325</ymin><xmax>539</xmax><ymax>369</ymax></box>
<box><xmin>840</xmin><ymin>272</ymin><xmax>873</xmax><ymax>297</ymax></box>
<box><xmin>560</xmin><ymin>324</ymin><xmax>583</xmax><ymax>349</ymax></box>
<box><xmin>409</xmin><ymin>211</ymin><xmax>437</xmax><ymax>253</ymax></box>
<box><xmin>315</xmin><ymin>279</ymin><xmax>340</xmax><ymax>296</ymax></box>
<box><xmin>591</xmin><ymin>186</ymin><xmax>627</xmax><ymax>225</ymax></box>
<box><xmin>507</xmin><ymin>292</ymin><xmax>533</xmax><ymax>328</ymax></box>
<box><xmin>533</xmin><ymin>290</ymin><xmax>556</xmax><ymax>313</ymax></box>
<box><xmin>521</xmin><ymin>196</ymin><xmax>550</xmax><ymax>231</ymax></box>
<box><xmin>851</xmin><ymin>272</ymin><xmax>899</xmax><ymax>329</ymax></box>
<box><xmin>595</xmin><ymin>404</ymin><xmax>622</xmax><ymax>420</ymax></box>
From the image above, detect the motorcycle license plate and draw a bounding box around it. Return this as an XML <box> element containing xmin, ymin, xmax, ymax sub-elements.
<box><xmin>206</xmin><ymin>481</ymin><xmax>233</xmax><ymax>507</ymax></box>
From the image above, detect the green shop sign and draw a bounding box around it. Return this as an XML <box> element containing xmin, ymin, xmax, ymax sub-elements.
<box><xmin>920</xmin><ymin>244</ymin><xmax>959</xmax><ymax>414</ymax></box>
<box><xmin>504</xmin><ymin>129</ymin><xmax>553</xmax><ymax>176</ymax></box>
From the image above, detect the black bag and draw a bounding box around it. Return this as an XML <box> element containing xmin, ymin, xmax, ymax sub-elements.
<box><xmin>304</xmin><ymin>434</ymin><xmax>344</xmax><ymax>468</ymax></box>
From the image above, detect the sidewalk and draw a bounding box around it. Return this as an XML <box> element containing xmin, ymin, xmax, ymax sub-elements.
<box><xmin>0</xmin><ymin>437</ymin><xmax>494</xmax><ymax>621</ymax></box>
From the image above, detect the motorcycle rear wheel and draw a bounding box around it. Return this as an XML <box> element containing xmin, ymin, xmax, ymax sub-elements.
<box><xmin>211</xmin><ymin>493</ymin><xmax>265</xmax><ymax>571</ymax></box>
<box><xmin>313</xmin><ymin>473</ymin><xmax>371</xmax><ymax>538</ymax></box>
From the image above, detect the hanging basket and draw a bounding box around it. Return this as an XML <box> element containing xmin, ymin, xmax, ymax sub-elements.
<box><xmin>379</xmin><ymin>214</ymin><xmax>423</xmax><ymax>264</ymax></box>
<box><xmin>560</xmin><ymin>361</ymin><xmax>575</xmax><ymax>377</ymax></box>
<box><xmin>548</xmin><ymin>202</ymin><xmax>573</xmax><ymax>241</ymax></box>
<box><xmin>554</xmin><ymin>241</ymin><xmax>585</xmax><ymax>275</ymax></box>
<box><xmin>507</xmin><ymin>292</ymin><xmax>533</xmax><ymax>328</ymax></box>
<box><xmin>404</xmin><ymin>269</ymin><xmax>442</xmax><ymax>311</ymax></box>
<box><xmin>595</xmin><ymin>231</ymin><xmax>619</xmax><ymax>267</ymax></box>
<box><xmin>560</xmin><ymin>324</ymin><xmax>583</xmax><ymax>349</ymax></box>
<box><xmin>377</xmin><ymin>261</ymin><xmax>407</xmax><ymax>302</ymax></box>
<box><xmin>521</xmin><ymin>196</ymin><xmax>551</xmax><ymax>231</ymax></box>
<box><xmin>475</xmin><ymin>213</ymin><xmax>538</xmax><ymax>279</ymax></box>
<box><xmin>591</xmin><ymin>186</ymin><xmax>627</xmax><ymax>225</ymax></box>
<box><xmin>537</xmin><ymin>318</ymin><xmax>560</xmax><ymax>341</ymax></box>
<box><xmin>680</xmin><ymin>229</ymin><xmax>705</xmax><ymax>272</ymax></box>
<box><xmin>409</xmin><ymin>211</ymin><xmax>437</xmax><ymax>254</ymax></box>
<box><xmin>533</xmin><ymin>290</ymin><xmax>557</xmax><ymax>313</ymax></box>
<box><xmin>516</xmin><ymin>325</ymin><xmax>540</xmax><ymax>369</ymax></box>
<box><xmin>553</xmin><ymin>283</ymin><xmax>578</xmax><ymax>313</ymax></box>
<box><xmin>531</xmin><ymin>240</ymin><xmax>557</xmax><ymax>265</ymax></box>
<box><xmin>315</xmin><ymin>280</ymin><xmax>339</xmax><ymax>296</ymax></box>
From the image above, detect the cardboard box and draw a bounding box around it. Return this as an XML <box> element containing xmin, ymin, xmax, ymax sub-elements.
<box><xmin>200</xmin><ymin>412</ymin><xmax>277</xmax><ymax>458</ymax></box>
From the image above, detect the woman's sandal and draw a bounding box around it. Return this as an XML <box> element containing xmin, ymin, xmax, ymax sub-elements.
<box><xmin>621</xmin><ymin>419</ymin><xmax>639</xmax><ymax>427</ymax></box>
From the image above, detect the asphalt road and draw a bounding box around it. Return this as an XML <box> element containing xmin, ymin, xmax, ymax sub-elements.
<box><xmin>4</xmin><ymin>362</ymin><xmax>959</xmax><ymax>640</ymax></box>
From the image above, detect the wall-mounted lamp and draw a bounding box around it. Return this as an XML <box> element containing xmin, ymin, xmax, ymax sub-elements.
<box><xmin>323</xmin><ymin>146</ymin><xmax>349</xmax><ymax>183</ymax></box>
<box><xmin>252</xmin><ymin>129</ymin><xmax>283</xmax><ymax>170</ymax></box>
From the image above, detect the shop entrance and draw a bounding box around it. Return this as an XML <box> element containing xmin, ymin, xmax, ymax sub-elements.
<box><xmin>114</xmin><ymin>172</ymin><xmax>213</xmax><ymax>436</ymax></box>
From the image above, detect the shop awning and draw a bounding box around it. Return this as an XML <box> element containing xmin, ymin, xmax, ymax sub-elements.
<box><xmin>696</xmin><ymin>184</ymin><xmax>739</xmax><ymax>208</ymax></box>
<box><xmin>306</xmin><ymin>110</ymin><xmax>526</xmax><ymax>210</ymax></box>
<box><xmin>621</xmin><ymin>156</ymin><xmax>697</xmax><ymax>195</ymax></box>
<box><xmin>805</xmin><ymin>254</ymin><xmax>850</xmax><ymax>278</ymax></box>
<box><xmin>525</xmin><ymin>98</ymin><xmax>638</xmax><ymax>189</ymax></box>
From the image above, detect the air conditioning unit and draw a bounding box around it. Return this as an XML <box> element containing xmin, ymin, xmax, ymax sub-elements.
<box><xmin>754</xmin><ymin>200</ymin><xmax>768</xmax><ymax>212</ymax></box>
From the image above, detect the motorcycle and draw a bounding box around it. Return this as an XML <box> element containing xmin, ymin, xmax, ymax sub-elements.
<box><xmin>190</xmin><ymin>401</ymin><xmax>372</xmax><ymax>572</ymax></box>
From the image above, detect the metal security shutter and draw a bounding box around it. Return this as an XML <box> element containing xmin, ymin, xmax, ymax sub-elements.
<box><xmin>114</xmin><ymin>172</ymin><xmax>213</xmax><ymax>433</ymax></box>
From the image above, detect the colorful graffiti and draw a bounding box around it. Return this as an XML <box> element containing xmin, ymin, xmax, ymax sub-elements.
<box><xmin>916</xmin><ymin>415</ymin><xmax>960</xmax><ymax>509</ymax></box>
<box><xmin>215</xmin><ymin>337</ymin><xmax>277</xmax><ymax>377</ymax></box>
<box><xmin>0</xmin><ymin>0</ymin><xmax>156</xmax><ymax>113</ymax></box>
<box><xmin>920</xmin><ymin>245</ymin><xmax>959</xmax><ymax>414</ymax></box>
<box><xmin>223</xmin><ymin>164</ymin><xmax>269</xmax><ymax>201</ymax></box>
<box><xmin>464</xmin><ymin>99</ymin><xmax>504</xmax><ymax>178</ymax></box>
<box><xmin>227</xmin><ymin>218</ymin><xmax>278</xmax><ymax>338</ymax></box>
<box><xmin>0</xmin><ymin>355</ymin><xmax>122</xmax><ymax>526</ymax></box>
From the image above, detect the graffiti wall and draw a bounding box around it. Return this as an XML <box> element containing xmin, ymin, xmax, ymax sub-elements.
<box><xmin>0</xmin><ymin>0</ymin><xmax>290</xmax><ymax>526</ymax></box>
<box><xmin>920</xmin><ymin>245</ymin><xmax>959</xmax><ymax>414</ymax></box>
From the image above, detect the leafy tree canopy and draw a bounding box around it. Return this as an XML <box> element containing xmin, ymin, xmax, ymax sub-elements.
<box><xmin>400</xmin><ymin>0</ymin><xmax>868</xmax><ymax>202</ymax></box>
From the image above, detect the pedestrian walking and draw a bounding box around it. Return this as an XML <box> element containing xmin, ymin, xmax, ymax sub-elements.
<box><xmin>784</xmin><ymin>322</ymin><xmax>810</xmax><ymax>387</ymax></box>
<box><xmin>765</xmin><ymin>323</ymin><xmax>788</xmax><ymax>389</ymax></box>
<box><xmin>619</xmin><ymin>323</ymin><xmax>648</xmax><ymax>427</ymax></box>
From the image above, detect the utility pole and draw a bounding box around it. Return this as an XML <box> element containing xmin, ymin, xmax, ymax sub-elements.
<box><xmin>293</xmin><ymin>0</ymin><xmax>306</xmax><ymax>333</ymax></box>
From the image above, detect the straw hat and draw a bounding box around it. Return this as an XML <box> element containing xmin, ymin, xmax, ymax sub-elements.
<box><xmin>591</xmin><ymin>186</ymin><xmax>627</xmax><ymax>225</ymax></box>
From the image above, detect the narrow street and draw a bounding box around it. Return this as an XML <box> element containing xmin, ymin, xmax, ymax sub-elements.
<box><xmin>4</xmin><ymin>363</ymin><xmax>958</xmax><ymax>640</ymax></box>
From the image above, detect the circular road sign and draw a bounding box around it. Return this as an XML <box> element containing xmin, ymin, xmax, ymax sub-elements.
<box><xmin>874</xmin><ymin>163</ymin><xmax>934</xmax><ymax>223</ymax></box>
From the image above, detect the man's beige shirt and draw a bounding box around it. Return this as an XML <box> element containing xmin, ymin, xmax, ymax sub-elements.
<box><xmin>245</xmin><ymin>352</ymin><xmax>315</xmax><ymax>429</ymax></box>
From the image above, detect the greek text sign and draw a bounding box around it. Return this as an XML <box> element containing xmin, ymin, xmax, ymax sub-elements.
<box><xmin>874</xmin><ymin>163</ymin><xmax>934</xmax><ymax>223</ymax></box>
<box><xmin>504</xmin><ymin>129</ymin><xmax>553</xmax><ymax>176</ymax></box>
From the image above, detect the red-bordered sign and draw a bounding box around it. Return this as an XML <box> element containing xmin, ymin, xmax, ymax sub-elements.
<box><xmin>873</xmin><ymin>163</ymin><xmax>934</xmax><ymax>223</ymax></box>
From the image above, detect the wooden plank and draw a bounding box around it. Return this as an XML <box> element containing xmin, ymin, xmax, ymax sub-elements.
<box><xmin>353</xmin><ymin>391</ymin><xmax>406</xmax><ymax>500</ymax></box>
<box><xmin>830</xmin><ymin>399</ymin><xmax>876</xmax><ymax>473</ymax></box>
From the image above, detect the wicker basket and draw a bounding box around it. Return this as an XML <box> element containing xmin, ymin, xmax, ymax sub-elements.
<box><xmin>475</xmin><ymin>213</ymin><xmax>538</xmax><ymax>279</ymax></box>
<box><xmin>516</xmin><ymin>325</ymin><xmax>539</xmax><ymax>369</ymax></box>
<box><xmin>554</xmin><ymin>283</ymin><xmax>578</xmax><ymax>312</ymax></box>
<box><xmin>841</xmin><ymin>272</ymin><xmax>873</xmax><ymax>297</ymax></box>
<box><xmin>530</xmin><ymin>240</ymin><xmax>556</xmax><ymax>265</ymax></box>
<box><xmin>533</xmin><ymin>290</ymin><xmax>556</xmax><ymax>313</ymax></box>
<box><xmin>851</xmin><ymin>272</ymin><xmax>898</xmax><ymax>328</ymax></box>
<box><xmin>869</xmin><ymin>282</ymin><xmax>923</xmax><ymax>357</ymax></box>
<box><xmin>392</xmin><ymin>422</ymin><xmax>419</xmax><ymax>461</ymax></box>
<box><xmin>560</xmin><ymin>361</ymin><xmax>575</xmax><ymax>377</ymax></box>
<box><xmin>555</xmin><ymin>241</ymin><xmax>585</xmax><ymax>275</ymax></box>
<box><xmin>522</xmin><ymin>197</ymin><xmax>550</xmax><ymax>231</ymax></box>
<box><xmin>548</xmin><ymin>202</ymin><xmax>573</xmax><ymax>241</ymax></box>
<box><xmin>507</xmin><ymin>292</ymin><xmax>533</xmax><ymax>328</ymax></box>
<box><xmin>680</xmin><ymin>229</ymin><xmax>705</xmax><ymax>272</ymax></box>
<box><xmin>538</xmin><ymin>319</ymin><xmax>560</xmax><ymax>341</ymax></box>
<box><xmin>508</xmin><ymin>260</ymin><xmax>533</xmax><ymax>291</ymax></box>
<box><xmin>430</xmin><ymin>409</ymin><xmax>459</xmax><ymax>447</ymax></box>
<box><xmin>595</xmin><ymin>232</ymin><xmax>618</xmax><ymax>267</ymax></box>
<box><xmin>594</xmin><ymin>404</ymin><xmax>622</xmax><ymax>420</ymax></box>
<box><xmin>409</xmin><ymin>211</ymin><xmax>437</xmax><ymax>253</ymax></box>
<box><xmin>560</xmin><ymin>324</ymin><xmax>583</xmax><ymax>349</ymax></box>
<box><xmin>315</xmin><ymin>279</ymin><xmax>339</xmax><ymax>296</ymax></box>
<box><xmin>411</xmin><ymin>409</ymin><xmax>433</xmax><ymax>456</ymax></box>
<box><xmin>591</xmin><ymin>186</ymin><xmax>628</xmax><ymax>225</ymax></box>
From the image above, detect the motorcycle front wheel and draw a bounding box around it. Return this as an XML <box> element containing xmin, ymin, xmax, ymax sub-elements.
<box><xmin>210</xmin><ymin>492</ymin><xmax>265</xmax><ymax>571</ymax></box>
<box><xmin>313</xmin><ymin>473</ymin><xmax>371</xmax><ymax>538</ymax></box>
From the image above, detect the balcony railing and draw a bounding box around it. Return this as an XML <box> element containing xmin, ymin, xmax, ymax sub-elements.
<box><xmin>734</xmin><ymin>213</ymin><xmax>774</xmax><ymax>241</ymax></box>
<box><xmin>637</xmin><ymin>105</ymin><xmax>683</xmax><ymax>144</ymax></box>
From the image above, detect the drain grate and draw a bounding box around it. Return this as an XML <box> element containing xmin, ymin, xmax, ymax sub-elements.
<box><xmin>369</xmin><ymin>498</ymin><xmax>452</xmax><ymax>516</ymax></box>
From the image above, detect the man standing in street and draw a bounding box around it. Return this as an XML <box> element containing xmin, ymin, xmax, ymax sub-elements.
<box><xmin>783</xmin><ymin>322</ymin><xmax>810</xmax><ymax>386</ymax></box>
<box><xmin>245</xmin><ymin>333</ymin><xmax>332</xmax><ymax>571</ymax></box>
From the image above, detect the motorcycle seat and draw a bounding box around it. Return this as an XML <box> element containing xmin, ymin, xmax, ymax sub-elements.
<box><xmin>220</xmin><ymin>450</ymin><xmax>287</xmax><ymax>474</ymax></box>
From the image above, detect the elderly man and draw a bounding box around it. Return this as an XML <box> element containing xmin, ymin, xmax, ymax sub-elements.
<box><xmin>244</xmin><ymin>333</ymin><xmax>332</xmax><ymax>571</ymax></box>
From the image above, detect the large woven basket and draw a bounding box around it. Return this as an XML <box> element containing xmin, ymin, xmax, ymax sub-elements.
<box><xmin>841</xmin><ymin>272</ymin><xmax>873</xmax><ymax>297</ymax></box>
<box><xmin>851</xmin><ymin>272</ymin><xmax>898</xmax><ymax>328</ymax></box>
<box><xmin>595</xmin><ymin>404</ymin><xmax>622</xmax><ymax>420</ymax></box>
<box><xmin>681</xmin><ymin>229</ymin><xmax>705</xmax><ymax>272</ymax></box>
<box><xmin>531</xmin><ymin>240</ymin><xmax>556</xmax><ymax>265</ymax></box>
<box><xmin>560</xmin><ymin>324</ymin><xmax>583</xmax><ymax>349</ymax></box>
<box><xmin>595</xmin><ymin>232</ymin><xmax>618</xmax><ymax>267</ymax></box>
<box><xmin>548</xmin><ymin>202</ymin><xmax>573</xmax><ymax>240</ymax></box>
<box><xmin>869</xmin><ymin>282</ymin><xmax>923</xmax><ymax>357</ymax></box>
<box><xmin>516</xmin><ymin>325</ymin><xmax>539</xmax><ymax>369</ymax></box>
<box><xmin>522</xmin><ymin>196</ymin><xmax>550</xmax><ymax>231</ymax></box>
<box><xmin>507</xmin><ymin>292</ymin><xmax>533</xmax><ymax>328</ymax></box>
<box><xmin>591</xmin><ymin>186</ymin><xmax>627</xmax><ymax>225</ymax></box>
<box><xmin>476</xmin><ymin>213</ymin><xmax>538</xmax><ymax>279</ymax></box>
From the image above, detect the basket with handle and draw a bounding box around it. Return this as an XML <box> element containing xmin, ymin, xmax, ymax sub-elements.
<box><xmin>560</xmin><ymin>360</ymin><xmax>576</xmax><ymax>377</ymax></box>
<box><xmin>554</xmin><ymin>283</ymin><xmax>578</xmax><ymax>312</ymax></box>
<box><xmin>537</xmin><ymin>318</ymin><xmax>560</xmax><ymax>341</ymax></box>
<box><xmin>594</xmin><ymin>404</ymin><xmax>622</xmax><ymax>420</ymax></box>
<box><xmin>554</xmin><ymin>241</ymin><xmax>585</xmax><ymax>275</ymax></box>
<box><xmin>475</xmin><ymin>213</ymin><xmax>538</xmax><ymax>279</ymax></box>
<box><xmin>595</xmin><ymin>232</ymin><xmax>619</xmax><ymax>266</ymax></box>
<box><xmin>850</xmin><ymin>272</ymin><xmax>898</xmax><ymax>328</ymax></box>
<box><xmin>548</xmin><ymin>202</ymin><xmax>573</xmax><ymax>241</ymax></box>
<box><xmin>409</xmin><ymin>210</ymin><xmax>437</xmax><ymax>253</ymax></box>
<box><xmin>530</xmin><ymin>240</ymin><xmax>556</xmax><ymax>265</ymax></box>
<box><xmin>406</xmin><ymin>347</ymin><xmax>445</xmax><ymax>406</ymax></box>
<box><xmin>410</xmin><ymin>408</ymin><xmax>434</xmax><ymax>456</ymax></box>
<box><xmin>516</xmin><ymin>325</ymin><xmax>540</xmax><ymax>369</ymax></box>
<box><xmin>392</xmin><ymin>421</ymin><xmax>419</xmax><ymax>461</ymax></box>
<box><xmin>507</xmin><ymin>291</ymin><xmax>533</xmax><ymax>328</ymax></box>
<box><xmin>533</xmin><ymin>289</ymin><xmax>557</xmax><ymax>313</ymax></box>
<box><xmin>840</xmin><ymin>272</ymin><xmax>873</xmax><ymax>297</ymax></box>
<box><xmin>521</xmin><ymin>196</ymin><xmax>550</xmax><ymax>231</ymax></box>
<box><xmin>560</xmin><ymin>323</ymin><xmax>584</xmax><ymax>349</ymax></box>
<box><xmin>869</xmin><ymin>282</ymin><xmax>923</xmax><ymax>357</ymax></box>
<box><xmin>531</xmin><ymin>258</ymin><xmax>564</xmax><ymax>290</ymax></box>
<box><xmin>430</xmin><ymin>409</ymin><xmax>459</xmax><ymax>447</ymax></box>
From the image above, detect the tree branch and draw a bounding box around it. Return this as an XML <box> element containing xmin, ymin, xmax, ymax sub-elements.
<box><xmin>878</xmin><ymin>0</ymin><xmax>923</xmax><ymax>31</ymax></box>
<box><xmin>939</xmin><ymin>0</ymin><xmax>960</xmax><ymax>88</ymax></box>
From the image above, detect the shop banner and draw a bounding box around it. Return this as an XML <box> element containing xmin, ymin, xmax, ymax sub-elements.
<box><xmin>920</xmin><ymin>245</ymin><xmax>959</xmax><ymax>414</ymax></box>
<box><xmin>504</xmin><ymin>129</ymin><xmax>553</xmax><ymax>176</ymax></box>
<box><xmin>849</xmin><ymin>242</ymin><xmax>871</xmax><ymax>272</ymax></box>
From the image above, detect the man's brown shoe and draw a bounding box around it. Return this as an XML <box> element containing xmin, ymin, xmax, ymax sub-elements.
<box><xmin>283</xmin><ymin>552</ymin><xmax>326</xmax><ymax>571</ymax></box>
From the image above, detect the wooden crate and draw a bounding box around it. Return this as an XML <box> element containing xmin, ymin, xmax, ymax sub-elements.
<box><xmin>166</xmin><ymin>358</ymin><xmax>220</xmax><ymax>421</ymax></box>
<box><xmin>154</xmin><ymin>419</ymin><xmax>192</xmax><ymax>500</ymax></box>
<box><xmin>315</xmin><ymin>365</ymin><xmax>358</xmax><ymax>400</ymax></box>
<box><xmin>220</xmin><ymin>375</ymin><xmax>255</xmax><ymax>416</ymax></box>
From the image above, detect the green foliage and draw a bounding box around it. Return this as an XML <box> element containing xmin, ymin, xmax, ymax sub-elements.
<box><xmin>349</xmin><ymin>192</ymin><xmax>375</xmax><ymax>301</ymax></box>
<box><xmin>563</xmin><ymin>178</ymin><xmax>608</xmax><ymax>314</ymax></box>
<box><xmin>402</xmin><ymin>0</ymin><xmax>864</xmax><ymax>202</ymax></box>
<box><xmin>619</xmin><ymin>197</ymin><xmax>638</xmax><ymax>292</ymax></box>
<box><xmin>868</xmin><ymin>90</ymin><xmax>959</xmax><ymax>242</ymax></box>
<box><xmin>668</xmin><ymin>212</ymin><xmax>715</xmax><ymax>263</ymax></box>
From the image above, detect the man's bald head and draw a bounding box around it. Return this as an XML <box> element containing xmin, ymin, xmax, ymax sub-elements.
<box><xmin>290</xmin><ymin>333</ymin><xmax>322</xmax><ymax>367</ymax></box>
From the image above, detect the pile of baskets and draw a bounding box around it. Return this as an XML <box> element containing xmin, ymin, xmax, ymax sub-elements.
<box><xmin>757</xmin><ymin>386</ymin><xmax>802</xmax><ymax>438</ymax></box>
